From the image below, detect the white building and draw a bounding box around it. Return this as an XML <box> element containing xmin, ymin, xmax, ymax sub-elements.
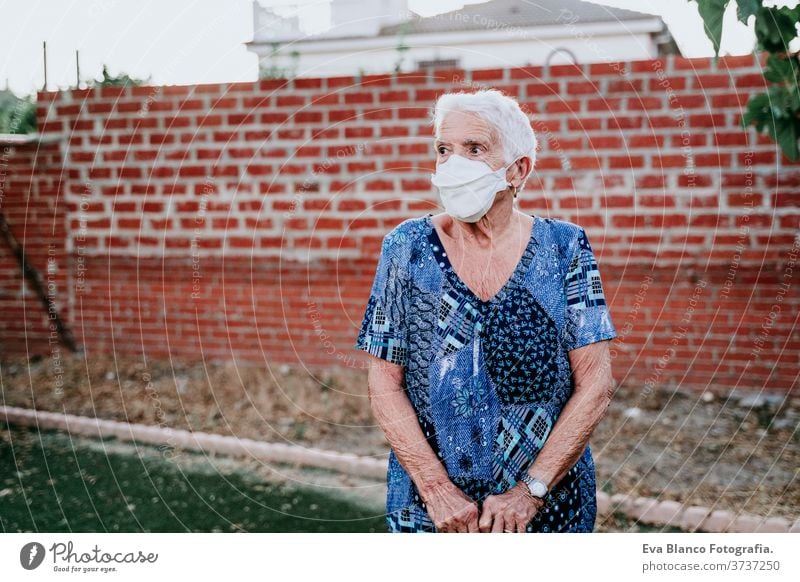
<box><xmin>246</xmin><ymin>0</ymin><xmax>680</xmax><ymax>78</ymax></box>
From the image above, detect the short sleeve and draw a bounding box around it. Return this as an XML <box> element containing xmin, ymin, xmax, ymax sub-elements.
<box><xmin>562</xmin><ymin>227</ymin><xmax>617</xmax><ymax>352</ymax></box>
<box><xmin>353</xmin><ymin>232</ymin><xmax>410</xmax><ymax>366</ymax></box>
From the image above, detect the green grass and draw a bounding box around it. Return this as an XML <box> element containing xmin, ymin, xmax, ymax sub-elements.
<box><xmin>0</xmin><ymin>422</ymin><xmax>387</xmax><ymax>533</ymax></box>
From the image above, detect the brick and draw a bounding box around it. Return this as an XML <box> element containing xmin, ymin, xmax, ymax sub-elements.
<box><xmin>609</xmin><ymin>493</ymin><xmax>633</xmax><ymax>514</ymax></box>
<box><xmin>595</xmin><ymin>491</ymin><xmax>611</xmax><ymax>515</ymax></box>
<box><xmin>701</xmin><ymin>510</ymin><xmax>736</xmax><ymax>533</ymax></box>
<box><xmin>730</xmin><ymin>514</ymin><xmax>764</xmax><ymax>533</ymax></box>
<box><xmin>755</xmin><ymin>517</ymin><xmax>790</xmax><ymax>533</ymax></box>
<box><xmin>627</xmin><ymin>497</ymin><xmax>655</xmax><ymax>522</ymax></box>
<box><xmin>680</xmin><ymin>506</ymin><xmax>711</xmax><ymax>532</ymax></box>
<box><xmin>637</xmin><ymin>500</ymin><xmax>683</xmax><ymax>526</ymax></box>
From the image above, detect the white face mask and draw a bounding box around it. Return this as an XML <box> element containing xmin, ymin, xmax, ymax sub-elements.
<box><xmin>430</xmin><ymin>154</ymin><xmax>514</xmax><ymax>223</ymax></box>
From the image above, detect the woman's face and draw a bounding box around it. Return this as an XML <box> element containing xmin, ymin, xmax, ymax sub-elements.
<box><xmin>434</xmin><ymin>110</ymin><xmax>507</xmax><ymax>172</ymax></box>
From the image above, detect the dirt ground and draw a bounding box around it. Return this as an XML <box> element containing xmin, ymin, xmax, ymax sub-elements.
<box><xmin>1</xmin><ymin>352</ymin><xmax>797</xmax><ymax>525</ymax></box>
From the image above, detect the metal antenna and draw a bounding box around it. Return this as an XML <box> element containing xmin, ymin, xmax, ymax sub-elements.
<box><xmin>42</xmin><ymin>41</ymin><xmax>48</xmax><ymax>91</ymax></box>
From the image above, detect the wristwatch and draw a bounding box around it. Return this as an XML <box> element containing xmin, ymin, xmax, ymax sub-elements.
<box><xmin>520</xmin><ymin>473</ymin><xmax>549</xmax><ymax>498</ymax></box>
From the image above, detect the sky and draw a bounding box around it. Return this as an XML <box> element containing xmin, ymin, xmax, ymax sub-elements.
<box><xmin>0</xmin><ymin>0</ymin><xmax>786</xmax><ymax>97</ymax></box>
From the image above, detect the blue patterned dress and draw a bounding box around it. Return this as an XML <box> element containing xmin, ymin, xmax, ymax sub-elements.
<box><xmin>354</xmin><ymin>212</ymin><xmax>617</xmax><ymax>532</ymax></box>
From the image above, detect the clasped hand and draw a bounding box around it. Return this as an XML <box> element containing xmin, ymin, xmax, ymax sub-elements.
<box><xmin>424</xmin><ymin>481</ymin><xmax>544</xmax><ymax>533</ymax></box>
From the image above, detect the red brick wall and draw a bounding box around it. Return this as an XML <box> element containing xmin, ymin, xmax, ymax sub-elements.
<box><xmin>2</xmin><ymin>52</ymin><xmax>797</xmax><ymax>394</ymax></box>
<box><xmin>0</xmin><ymin>140</ymin><xmax>69</xmax><ymax>359</ymax></box>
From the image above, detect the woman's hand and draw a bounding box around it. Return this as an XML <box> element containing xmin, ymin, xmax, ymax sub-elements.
<box><xmin>422</xmin><ymin>481</ymin><xmax>481</xmax><ymax>533</ymax></box>
<box><xmin>478</xmin><ymin>482</ymin><xmax>545</xmax><ymax>532</ymax></box>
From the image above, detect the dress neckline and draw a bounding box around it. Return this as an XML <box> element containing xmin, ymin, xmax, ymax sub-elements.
<box><xmin>424</xmin><ymin>212</ymin><xmax>538</xmax><ymax>306</ymax></box>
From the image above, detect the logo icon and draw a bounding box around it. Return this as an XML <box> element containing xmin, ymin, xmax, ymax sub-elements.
<box><xmin>20</xmin><ymin>542</ymin><xmax>46</xmax><ymax>570</ymax></box>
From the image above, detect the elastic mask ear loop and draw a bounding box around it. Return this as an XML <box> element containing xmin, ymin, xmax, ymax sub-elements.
<box><xmin>507</xmin><ymin>157</ymin><xmax>522</xmax><ymax>199</ymax></box>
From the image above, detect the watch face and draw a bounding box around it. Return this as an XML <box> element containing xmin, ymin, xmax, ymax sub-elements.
<box><xmin>531</xmin><ymin>481</ymin><xmax>547</xmax><ymax>497</ymax></box>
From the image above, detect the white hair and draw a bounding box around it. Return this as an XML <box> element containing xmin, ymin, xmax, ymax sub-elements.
<box><xmin>431</xmin><ymin>89</ymin><xmax>538</xmax><ymax>185</ymax></box>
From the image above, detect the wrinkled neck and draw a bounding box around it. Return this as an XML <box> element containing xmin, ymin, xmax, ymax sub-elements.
<box><xmin>450</xmin><ymin>197</ymin><xmax>518</xmax><ymax>248</ymax></box>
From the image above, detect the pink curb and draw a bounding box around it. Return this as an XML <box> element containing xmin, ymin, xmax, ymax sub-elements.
<box><xmin>1</xmin><ymin>405</ymin><xmax>387</xmax><ymax>480</ymax></box>
<box><xmin>702</xmin><ymin>509</ymin><xmax>737</xmax><ymax>533</ymax></box>
<box><xmin>1</xmin><ymin>405</ymin><xmax>795</xmax><ymax>532</ymax></box>
<box><xmin>679</xmin><ymin>506</ymin><xmax>711</xmax><ymax>532</ymax></box>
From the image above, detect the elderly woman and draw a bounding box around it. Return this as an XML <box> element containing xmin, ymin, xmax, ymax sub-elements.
<box><xmin>354</xmin><ymin>89</ymin><xmax>617</xmax><ymax>533</ymax></box>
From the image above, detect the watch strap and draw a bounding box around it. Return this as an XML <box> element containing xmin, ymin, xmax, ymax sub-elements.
<box><xmin>520</xmin><ymin>473</ymin><xmax>548</xmax><ymax>498</ymax></box>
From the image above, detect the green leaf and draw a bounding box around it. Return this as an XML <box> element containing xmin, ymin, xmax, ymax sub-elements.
<box><xmin>774</xmin><ymin>116</ymin><xmax>799</xmax><ymax>161</ymax></box>
<box><xmin>693</xmin><ymin>0</ymin><xmax>731</xmax><ymax>57</ymax></box>
<box><xmin>767</xmin><ymin>83</ymin><xmax>800</xmax><ymax>116</ymax></box>
<box><xmin>737</xmin><ymin>0</ymin><xmax>760</xmax><ymax>25</ymax></box>
<box><xmin>754</xmin><ymin>6</ymin><xmax>800</xmax><ymax>53</ymax></box>
<box><xmin>741</xmin><ymin>91</ymin><xmax>800</xmax><ymax>162</ymax></box>
<box><xmin>763</xmin><ymin>53</ymin><xmax>799</xmax><ymax>83</ymax></box>
<box><xmin>741</xmin><ymin>93</ymin><xmax>775</xmax><ymax>133</ymax></box>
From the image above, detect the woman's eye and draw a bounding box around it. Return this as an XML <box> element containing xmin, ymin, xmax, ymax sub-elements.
<box><xmin>469</xmin><ymin>146</ymin><xmax>481</xmax><ymax>154</ymax></box>
<box><xmin>437</xmin><ymin>147</ymin><xmax>447</xmax><ymax>155</ymax></box>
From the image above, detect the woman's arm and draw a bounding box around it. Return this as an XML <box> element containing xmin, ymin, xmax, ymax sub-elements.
<box><xmin>366</xmin><ymin>353</ymin><xmax>481</xmax><ymax>532</ymax></box>
<box><xmin>366</xmin><ymin>354</ymin><xmax>451</xmax><ymax>500</ymax></box>
<box><xmin>521</xmin><ymin>339</ymin><xmax>615</xmax><ymax>491</ymax></box>
<box><xmin>478</xmin><ymin>340</ymin><xmax>615</xmax><ymax>533</ymax></box>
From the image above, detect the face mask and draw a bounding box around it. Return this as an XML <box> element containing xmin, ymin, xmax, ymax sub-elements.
<box><xmin>430</xmin><ymin>154</ymin><xmax>514</xmax><ymax>223</ymax></box>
